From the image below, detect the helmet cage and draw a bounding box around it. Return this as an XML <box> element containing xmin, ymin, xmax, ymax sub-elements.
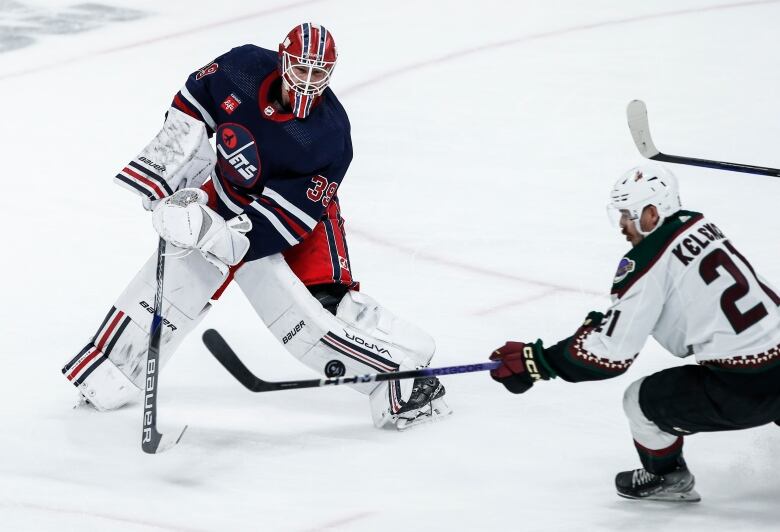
<box><xmin>280</xmin><ymin>51</ymin><xmax>335</xmax><ymax>97</ymax></box>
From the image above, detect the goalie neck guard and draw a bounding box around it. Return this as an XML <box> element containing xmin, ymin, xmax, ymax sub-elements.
<box><xmin>278</xmin><ymin>23</ymin><xmax>338</xmax><ymax>119</ymax></box>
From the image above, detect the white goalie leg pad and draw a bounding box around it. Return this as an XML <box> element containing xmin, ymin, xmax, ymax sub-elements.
<box><xmin>623</xmin><ymin>377</ymin><xmax>679</xmax><ymax>450</ymax></box>
<box><xmin>62</xmin><ymin>248</ymin><xmax>227</xmax><ymax>410</ymax></box>
<box><xmin>234</xmin><ymin>254</ymin><xmax>439</xmax><ymax>426</ymax></box>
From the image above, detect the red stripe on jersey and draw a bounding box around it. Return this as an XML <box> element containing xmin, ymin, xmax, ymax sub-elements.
<box><xmin>258</xmin><ymin>198</ymin><xmax>307</xmax><ymax>238</ymax></box>
<box><xmin>219</xmin><ymin>175</ymin><xmax>252</xmax><ymax>206</ymax></box>
<box><xmin>330</xmin><ymin>219</ymin><xmax>350</xmax><ymax>271</ymax></box>
<box><xmin>200</xmin><ymin>179</ymin><xmax>218</xmax><ymax>210</ymax></box>
<box><xmin>326</xmin><ymin>219</ymin><xmax>344</xmax><ymax>282</ymax></box>
<box><xmin>173</xmin><ymin>94</ymin><xmax>200</xmax><ymax>120</ymax></box>
<box><xmin>123</xmin><ymin>167</ymin><xmax>165</xmax><ymax>199</ymax></box>
<box><xmin>96</xmin><ymin>311</ymin><xmax>125</xmax><ymax>352</ymax></box>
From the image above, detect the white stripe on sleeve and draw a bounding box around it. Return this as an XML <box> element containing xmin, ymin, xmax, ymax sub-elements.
<box><xmin>212</xmin><ymin>177</ymin><xmax>244</xmax><ymax>215</ymax></box>
<box><xmin>180</xmin><ymin>85</ymin><xmax>217</xmax><ymax>131</ymax></box>
<box><xmin>249</xmin><ymin>201</ymin><xmax>299</xmax><ymax>245</ymax></box>
<box><xmin>261</xmin><ymin>186</ymin><xmax>317</xmax><ymax>229</ymax></box>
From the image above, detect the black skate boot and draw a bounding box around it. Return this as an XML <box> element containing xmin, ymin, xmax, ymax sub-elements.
<box><xmin>394</xmin><ymin>377</ymin><xmax>451</xmax><ymax>430</ymax></box>
<box><xmin>615</xmin><ymin>459</ymin><xmax>700</xmax><ymax>502</ymax></box>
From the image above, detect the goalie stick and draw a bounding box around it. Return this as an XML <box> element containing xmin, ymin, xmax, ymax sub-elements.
<box><xmin>202</xmin><ymin>328</ymin><xmax>501</xmax><ymax>393</ymax></box>
<box><xmin>141</xmin><ymin>237</ymin><xmax>187</xmax><ymax>454</ymax></box>
<box><xmin>626</xmin><ymin>99</ymin><xmax>780</xmax><ymax>178</ymax></box>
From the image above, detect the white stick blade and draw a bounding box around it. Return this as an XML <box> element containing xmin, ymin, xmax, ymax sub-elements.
<box><xmin>155</xmin><ymin>425</ymin><xmax>188</xmax><ymax>454</ymax></box>
<box><xmin>626</xmin><ymin>99</ymin><xmax>660</xmax><ymax>158</ymax></box>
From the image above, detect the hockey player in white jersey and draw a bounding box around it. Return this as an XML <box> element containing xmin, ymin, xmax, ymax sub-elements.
<box><xmin>489</xmin><ymin>164</ymin><xmax>780</xmax><ymax>502</ymax></box>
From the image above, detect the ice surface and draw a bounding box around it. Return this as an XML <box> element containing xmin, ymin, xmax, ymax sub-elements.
<box><xmin>1</xmin><ymin>1</ymin><xmax>779</xmax><ymax>530</ymax></box>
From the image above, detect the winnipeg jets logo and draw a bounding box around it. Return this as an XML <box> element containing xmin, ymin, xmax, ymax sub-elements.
<box><xmin>221</xmin><ymin>129</ymin><xmax>237</xmax><ymax>149</ymax></box>
<box><xmin>216</xmin><ymin>124</ymin><xmax>261</xmax><ymax>187</ymax></box>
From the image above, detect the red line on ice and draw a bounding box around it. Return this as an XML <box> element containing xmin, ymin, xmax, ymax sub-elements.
<box><xmin>0</xmin><ymin>0</ymin><xmax>329</xmax><ymax>81</ymax></box>
<box><xmin>341</xmin><ymin>0</ymin><xmax>780</xmax><ymax>96</ymax></box>
<box><xmin>349</xmin><ymin>227</ymin><xmax>602</xmax><ymax>297</ymax></box>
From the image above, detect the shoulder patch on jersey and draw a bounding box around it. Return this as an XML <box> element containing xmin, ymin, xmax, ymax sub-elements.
<box><xmin>613</xmin><ymin>257</ymin><xmax>636</xmax><ymax>284</ymax></box>
<box><xmin>195</xmin><ymin>61</ymin><xmax>218</xmax><ymax>80</ymax></box>
<box><xmin>611</xmin><ymin>210</ymin><xmax>703</xmax><ymax>298</ymax></box>
<box><xmin>216</xmin><ymin>123</ymin><xmax>261</xmax><ymax>188</ymax></box>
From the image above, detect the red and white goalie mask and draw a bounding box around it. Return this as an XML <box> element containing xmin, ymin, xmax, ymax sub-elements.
<box><xmin>278</xmin><ymin>23</ymin><xmax>338</xmax><ymax>119</ymax></box>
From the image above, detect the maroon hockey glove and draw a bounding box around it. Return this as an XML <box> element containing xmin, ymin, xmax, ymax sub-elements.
<box><xmin>489</xmin><ymin>340</ymin><xmax>555</xmax><ymax>394</ymax></box>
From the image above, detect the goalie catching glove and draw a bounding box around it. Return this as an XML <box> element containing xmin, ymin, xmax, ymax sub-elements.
<box><xmin>489</xmin><ymin>340</ymin><xmax>556</xmax><ymax>394</ymax></box>
<box><xmin>152</xmin><ymin>188</ymin><xmax>252</xmax><ymax>268</ymax></box>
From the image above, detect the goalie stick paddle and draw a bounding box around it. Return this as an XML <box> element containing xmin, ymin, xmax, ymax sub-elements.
<box><xmin>141</xmin><ymin>237</ymin><xmax>187</xmax><ymax>454</ymax></box>
<box><xmin>202</xmin><ymin>328</ymin><xmax>501</xmax><ymax>393</ymax></box>
<box><xmin>626</xmin><ymin>100</ymin><xmax>780</xmax><ymax>178</ymax></box>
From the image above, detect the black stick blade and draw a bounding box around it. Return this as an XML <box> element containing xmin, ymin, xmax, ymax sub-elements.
<box><xmin>202</xmin><ymin>329</ymin><xmax>271</xmax><ymax>391</ymax></box>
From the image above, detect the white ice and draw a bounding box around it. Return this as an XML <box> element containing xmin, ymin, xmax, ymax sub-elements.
<box><xmin>1</xmin><ymin>0</ymin><xmax>779</xmax><ymax>530</ymax></box>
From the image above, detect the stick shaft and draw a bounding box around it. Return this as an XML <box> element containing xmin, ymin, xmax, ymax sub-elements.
<box><xmin>142</xmin><ymin>238</ymin><xmax>167</xmax><ymax>453</ymax></box>
<box><xmin>650</xmin><ymin>152</ymin><xmax>780</xmax><ymax>177</ymax></box>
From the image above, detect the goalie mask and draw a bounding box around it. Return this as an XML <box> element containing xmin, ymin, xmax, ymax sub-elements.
<box><xmin>607</xmin><ymin>164</ymin><xmax>682</xmax><ymax>236</ymax></box>
<box><xmin>278</xmin><ymin>23</ymin><xmax>337</xmax><ymax>119</ymax></box>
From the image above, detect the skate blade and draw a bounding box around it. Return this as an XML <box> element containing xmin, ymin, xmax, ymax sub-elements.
<box><xmin>618</xmin><ymin>488</ymin><xmax>701</xmax><ymax>503</ymax></box>
<box><xmin>395</xmin><ymin>403</ymin><xmax>453</xmax><ymax>431</ymax></box>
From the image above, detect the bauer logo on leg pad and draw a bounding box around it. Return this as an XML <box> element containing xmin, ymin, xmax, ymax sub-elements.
<box><xmin>282</xmin><ymin>320</ymin><xmax>306</xmax><ymax>344</ymax></box>
<box><xmin>139</xmin><ymin>301</ymin><xmax>178</xmax><ymax>331</ymax></box>
<box><xmin>324</xmin><ymin>360</ymin><xmax>346</xmax><ymax>377</ymax></box>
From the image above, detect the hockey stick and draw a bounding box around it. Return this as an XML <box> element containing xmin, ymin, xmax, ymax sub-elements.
<box><xmin>626</xmin><ymin>100</ymin><xmax>780</xmax><ymax>178</ymax></box>
<box><xmin>202</xmin><ymin>328</ymin><xmax>501</xmax><ymax>393</ymax></box>
<box><xmin>141</xmin><ymin>237</ymin><xmax>187</xmax><ymax>454</ymax></box>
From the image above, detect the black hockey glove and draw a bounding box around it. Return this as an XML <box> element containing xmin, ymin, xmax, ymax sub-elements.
<box><xmin>489</xmin><ymin>340</ymin><xmax>555</xmax><ymax>394</ymax></box>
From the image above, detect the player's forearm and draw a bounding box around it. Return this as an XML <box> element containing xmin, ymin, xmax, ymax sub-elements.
<box><xmin>544</xmin><ymin>311</ymin><xmax>638</xmax><ymax>383</ymax></box>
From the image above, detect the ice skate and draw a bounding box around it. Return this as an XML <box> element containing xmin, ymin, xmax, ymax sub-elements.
<box><xmin>615</xmin><ymin>461</ymin><xmax>700</xmax><ymax>502</ymax></box>
<box><xmin>394</xmin><ymin>377</ymin><xmax>452</xmax><ymax>431</ymax></box>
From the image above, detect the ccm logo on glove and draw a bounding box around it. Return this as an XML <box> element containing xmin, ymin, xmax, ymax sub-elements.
<box><xmin>489</xmin><ymin>340</ymin><xmax>553</xmax><ymax>394</ymax></box>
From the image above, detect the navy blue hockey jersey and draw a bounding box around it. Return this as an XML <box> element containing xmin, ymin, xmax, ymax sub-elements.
<box><xmin>171</xmin><ymin>44</ymin><xmax>353</xmax><ymax>262</ymax></box>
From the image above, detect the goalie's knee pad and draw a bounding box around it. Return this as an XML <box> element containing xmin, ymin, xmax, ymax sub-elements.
<box><xmin>235</xmin><ymin>254</ymin><xmax>442</xmax><ymax>426</ymax></box>
<box><xmin>62</xmin><ymin>248</ymin><xmax>226</xmax><ymax>410</ymax></box>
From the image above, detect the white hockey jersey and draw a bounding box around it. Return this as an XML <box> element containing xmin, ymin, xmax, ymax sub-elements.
<box><xmin>549</xmin><ymin>211</ymin><xmax>780</xmax><ymax>381</ymax></box>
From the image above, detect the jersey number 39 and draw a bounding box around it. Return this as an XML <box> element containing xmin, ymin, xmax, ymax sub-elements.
<box><xmin>307</xmin><ymin>175</ymin><xmax>338</xmax><ymax>207</ymax></box>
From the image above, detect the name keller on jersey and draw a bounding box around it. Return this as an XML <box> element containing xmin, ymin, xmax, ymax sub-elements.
<box><xmin>672</xmin><ymin>222</ymin><xmax>725</xmax><ymax>266</ymax></box>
